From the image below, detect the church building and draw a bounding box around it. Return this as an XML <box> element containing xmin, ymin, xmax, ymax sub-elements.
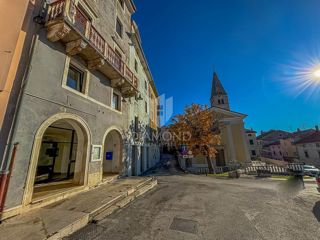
<box><xmin>181</xmin><ymin>73</ymin><xmax>251</xmax><ymax>170</ymax></box>
<box><xmin>209</xmin><ymin>72</ymin><xmax>251</xmax><ymax>167</ymax></box>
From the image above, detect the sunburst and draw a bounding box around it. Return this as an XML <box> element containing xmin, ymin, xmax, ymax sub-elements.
<box><xmin>279</xmin><ymin>54</ymin><xmax>320</xmax><ymax>99</ymax></box>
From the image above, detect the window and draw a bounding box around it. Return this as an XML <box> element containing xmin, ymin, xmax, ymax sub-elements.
<box><xmin>112</xmin><ymin>93</ymin><xmax>120</xmax><ymax>110</ymax></box>
<box><xmin>304</xmin><ymin>151</ymin><xmax>309</xmax><ymax>158</ymax></box>
<box><xmin>134</xmin><ymin>59</ymin><xmax>138</xmax><ymax>72</ymax></box>
<box><xmin>316</xmin><ymin>143</ymin><xmax>320</xmax><ymax>147</ymax></box>
<box><xmin>221</xmin><ymin>99</ymin><xmax>225</xmax><ymax>104</ymax></box>
<box><xmin>218</xmin><ymin>99</ymin><xmax>221</xmax><ymax>104</ymax></box>
<box><xmin>116</xmin><ymin>18</ymin><xmax>123</xmax><ymax>38</ymax></box>
<box><xmin>145</xmin><ymin>101</ymin><xmax>148</xmax><ymax>113</ymax></box>
<box><xmin>145</xmin><ymin>80</ymin><xmax>148</xmax><ymax>91</ymax></box>
<box><xmin>251</xmin><ymin>150</ymin><xmax>256</xmax><ymax>156</ymax></box>
<box><xmin>67</xmin><ymin>65</ymin><xmax>84</xmax><ymax>93</ymax></box>
<box><xmin>249</xmin><ymin>139</ymin><xmax>254</xmax><ymax>145</ymax></box>
<box><xmin>318</xmin><ymin>151</ymin><xmax>320</xmax><ymax>158</ymax></box>
<box><xmin>248</xmin><ymin>134</ymin><xmax>252</xmax><ymax>137</ymax></box>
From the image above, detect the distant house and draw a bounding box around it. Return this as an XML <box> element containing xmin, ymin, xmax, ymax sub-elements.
<box><xmin>257</xmin><ymin>130</ymin><xmax>291</xmax><ymax>145</ymax></box>
<box><xmin>245</xmin><ymin>129</ymin><xmax>261</xmax><ymax>159</ymax></box>
<box><xmin>262</xmin><ymin>138</ymin><xmax>297</xmax><ymax>161</ymax></box>
<box><xmin>294</xmin><ymin>128</ymin><xmax>320</xmax><ymax>167</ymax></box>
<box><xmin>258</xmin><ymin>130</ymin><xmax>291</xmax><ymax>159</ymax></box>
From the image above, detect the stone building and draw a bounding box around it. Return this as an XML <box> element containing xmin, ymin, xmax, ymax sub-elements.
<box><xmin>295</xmin><ymin>128</ymin><xmax>320</xmax><ymax>167</ymax></box>
<box><xmin>245</xmin><ymin>129</ymin><xmax>261</xmax><ymax>159</ymax></box>
<box><xmin>262</xmin><ymin>138</ymin><xmax>297</xmax><ymax>161</ymax></box>
<box><xmin>0</xmin><ymin>0</ymin><xmax>159</xmax><ymax>219</ymax></box>
<box><xmin>181</xmin><ymin>73</ymin><xmax>251</xmax><ymax>170</ymax></box>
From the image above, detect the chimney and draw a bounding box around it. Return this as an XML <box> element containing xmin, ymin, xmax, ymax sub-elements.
<box><xmin>316</xmin><ymin>125</ymin><xmax>319</xmax><ymax>132</ymax></box>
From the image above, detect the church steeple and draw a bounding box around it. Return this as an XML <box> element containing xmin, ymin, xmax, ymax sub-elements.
<box><xmin>210</xmin><ymin>72</ymin><xmax>230</xmax><ymax>110</ymax></box>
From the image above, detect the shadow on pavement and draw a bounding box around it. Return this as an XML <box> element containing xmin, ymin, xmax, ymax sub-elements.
<box><xmin>277</xmin><ymin>176</ymin><xmax>305</xmax><ymax>200</ymax></box>
<box><xmin>142</xmin><ymin>154</ymin><xmax>185</xmax><ymax>177</ymax></box>
<box><xmin>313</xmin><ymin>201</ymin><xmax>320</xmax><ymax>222</ymax></box>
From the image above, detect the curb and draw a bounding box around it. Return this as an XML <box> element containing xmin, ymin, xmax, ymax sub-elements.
<box><xmin>47</xmin><ymin>178</ymin><xmax>158</xmax><ymax>240</ymax></box>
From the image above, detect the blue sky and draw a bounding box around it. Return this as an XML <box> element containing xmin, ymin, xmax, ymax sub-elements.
<box><xmin>133</xmin><ymin>0</ymin><xmax>320</xmax><ymax>133</ymax></box>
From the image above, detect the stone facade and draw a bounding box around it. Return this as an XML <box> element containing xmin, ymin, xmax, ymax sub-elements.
<box><xmin>1</xmin><ymin>0</ymin><xmax>160</xmax><ymax>216</ymax></box>
<box><xmin>245</xmin><ymin>129</ymin><xmax>261</xmax><ymax>159</ymax></box>
<box><xmin>295</xmin><ymin>130</ymin><xmax>320</xmax><ymax>167</ymax></box>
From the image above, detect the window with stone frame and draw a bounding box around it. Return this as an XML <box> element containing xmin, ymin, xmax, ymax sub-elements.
<box><xmin>67</xmin><ymin>65</ymin><xmax>85</xmax><ymax>93</ymax></box>
<box><xmin>145</xmin><ymin>80</ymin><xmax>148</xmax><ymax>91</ymax></box>
<box><xmin>134</xmin><ymin>59</ymin><xmax>138</xmax><ymax>73</ymax></box>
<box><xmin>112</xmin><ymin>93</ymin><xmax>120</xmax><ymax>111</ymax></box>
<box><xmin>116</xmin><ymin>17</ymin><xmax>123</xmax><ymax>38</ymax></box>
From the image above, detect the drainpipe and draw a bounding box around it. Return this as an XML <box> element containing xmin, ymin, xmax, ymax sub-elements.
<box><xmin>0</xmin><ymin>143</ymin><xmax>18</xmax><ymax>212</ymax></box>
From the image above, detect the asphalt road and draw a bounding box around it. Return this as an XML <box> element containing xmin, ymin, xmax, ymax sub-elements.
<box><xmin>65</xmin><ymin>157</ymin><xmax>320</xmax><ymax>240</ymax></box>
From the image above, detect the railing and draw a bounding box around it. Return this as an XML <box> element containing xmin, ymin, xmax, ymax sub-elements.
<box><xmin>106</xmin><ymin>46</ymin><xmax>124</xmax><ymax>73</ymax></box>
<box><xmin>47</xmin><ymin>0</ymin><xmax>65</xmax><ymax>21</ymax></box>
<box><xmin>133</xmin><ymin>76</ymin><xmax>138</xmax><ymax>88</ymax></box>
<box><xmin>90</xmin><ymin>26</ymin><xmax>105</xmax><ymax>54</ymax></box>
<box><xmin>244</xmin><ymin>164</ymin><xmax>304</xmax><ymax>175</ymax></box>
<box><xmin>73</xmin><ymin>3</ymin><xmax>88</xmax><ymax>35</ymax></box>
<box><xmin>47</xmin><ymin>0</ymin><xmax>139</xmax><ymax>90</ymax></box>
<box><xmin>124</xmin><ymin>67</ymin><xmax>134</xmax><ymax>83</ymax></box>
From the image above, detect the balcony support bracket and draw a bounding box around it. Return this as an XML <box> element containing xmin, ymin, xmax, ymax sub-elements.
<box><xmin>47</xmin><ymin>22</ymin><xmax>71</xmax><ymax>42</ymax></box>
<box><xmin>122</xmin><ymin>86</ymin><xmax>135</xmax><ymax>98</ymax></box>
<box><xmin>111</xmin><ymin>78</ymin><xmax>125</xmax><ymax>88</ymax></box>
<box><xmin>88</xmin><ymin>58</ymin><xmax>105</xmax><ymax>70</ymax></box>
<box><xmin>66</xmin><ymin>39</ymin><xmax>88</xmax><ymax>55</ymax></box>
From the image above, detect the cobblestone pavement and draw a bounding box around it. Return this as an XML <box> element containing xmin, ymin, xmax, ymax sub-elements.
<box><xmin>65</xmin><ymin>157</ymin><xmax>320</xmax><ymax>240</ymax></box>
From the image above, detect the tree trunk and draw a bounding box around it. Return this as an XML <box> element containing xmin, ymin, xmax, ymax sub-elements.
<box><xmin>206</xmin><ymin>155</ymin><xmax>214</xmax><ymax>174</ymax></box>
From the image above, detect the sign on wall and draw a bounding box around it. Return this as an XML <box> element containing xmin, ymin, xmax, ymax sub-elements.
<box><xmin>106</xmin><ymin>151</ymin><xmax>113</xmax><ymax>160</ymax></box>
<box><xmin>92</xmin><ymin>145</ymin><xmax>102</xmax><ymax>162</ymax></box>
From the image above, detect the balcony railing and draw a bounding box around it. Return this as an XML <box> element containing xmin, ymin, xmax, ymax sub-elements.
<box><xmin>90</xmin><ymin>26</ymin><xmax>105</xmax><ymax>54</ymax></box>
<box><xmin>46</xmin><ymin>0</ymin><xmax>139</xmax><ymax>94</ymax></box>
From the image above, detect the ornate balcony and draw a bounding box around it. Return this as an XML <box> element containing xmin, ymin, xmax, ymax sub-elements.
<box><xmin>45</xmin><ymin>0</ymin><xmax>138</xmax><ymax>98</ymax></box>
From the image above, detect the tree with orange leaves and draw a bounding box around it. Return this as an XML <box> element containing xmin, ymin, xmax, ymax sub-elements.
<box><xmin>169</xmin><ymin>104</ymin><xmax>222</xmax><ymax>173</ymax></box>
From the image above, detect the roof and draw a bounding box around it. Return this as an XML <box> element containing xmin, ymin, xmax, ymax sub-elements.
<box><xmin>264</xmin><ymin>140</ymin><xmax>281</xmax><ymax>147</ymax></box>
<box><xmin>257</xmin><ymin>130</ymin><xmax>291</xmax><ymax>141</ymax></box>
<box><xmin>295</xmin><ymin>131</ymin><xmax>320</xmax><ymax>144</ymax></box>
<box><xmin>208</xmin><ymin>105</ymin><xmax>247</xmax><ymax>119</ymax></box>
<box><xmin>131</xmin><ymin>21</ymin><xmax>158</xmax><ymax>96</ymax></box>
<box><xmin>289</xmin><ymin>129</ymin><xmax>315</xmax><ymax>141</ymax></box>
<box><xmin>211</xmin><ymin>72</ymin><xmax>227</xmax><ymax>99</ymax></box>
<box><xmin>245</xmin><ymin>129</ymin><xmax>256</xmax><ymax>134</ymax></box>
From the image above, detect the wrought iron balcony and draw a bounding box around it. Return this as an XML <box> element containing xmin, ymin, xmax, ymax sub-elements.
<box><xmin>46</xmin><ymin>0</ymin><xmax>139</xmax><ymax>98</ymax></box>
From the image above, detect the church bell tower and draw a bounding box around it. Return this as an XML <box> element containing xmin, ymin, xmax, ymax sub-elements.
<box><xmin>210</xmin><ymin>72</ymin><xmax>230</xmax><ymax>110</ymax></box>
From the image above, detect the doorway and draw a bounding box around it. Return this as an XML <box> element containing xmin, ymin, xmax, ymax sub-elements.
<box><xmin>103</xmin><ymin>129</ymin><xmax>123</xmax><ymax>178</ymax></box>
<box><xmin>32</xmin><ymin>118</ymin><xmax>89</xmax><ymax>200</ymax></box>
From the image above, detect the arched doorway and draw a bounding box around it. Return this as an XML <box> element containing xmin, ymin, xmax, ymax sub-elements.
<box><xmin>103</xmin><ymin>129</ymin><xmax>123</xmax><ymax>178</ymax></box>
<box><xmin>23</xmin><ymin>114</ymin><xmax>91</xmax><ymax>205</ymax></box>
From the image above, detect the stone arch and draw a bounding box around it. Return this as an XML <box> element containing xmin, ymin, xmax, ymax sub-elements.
<box><xmin>101</xmin><ymin>127</ymin><xmax>124</xmax><ymax>177</ymax></box>
<box><xmin>22</xmin><ymin>113</ymin><xmax>91</xmax><ymax>206</ymax></box>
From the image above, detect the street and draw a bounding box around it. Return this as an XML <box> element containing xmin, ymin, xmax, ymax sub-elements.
<box><xmin>65</xmin><ymin>158</ymin><xmax>320</xmax><ymax>240</ymax></box>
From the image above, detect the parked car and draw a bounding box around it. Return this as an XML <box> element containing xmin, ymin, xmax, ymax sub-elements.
<box><xmin>303</xmin><ymin>165</ymin><xmax>320</xmax><ymax>177</ymax></box>
<box><xmin>316</xmin><ymin>172</ymin><xmax>320</xmax><ymax>193</ymax></box>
